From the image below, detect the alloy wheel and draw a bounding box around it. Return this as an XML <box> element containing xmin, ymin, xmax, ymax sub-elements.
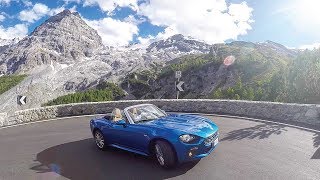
<box><xmin>95</xmin><ymin>131</ymin><xmax>105</xmax><ymax>149</ymax></box>
<box><xmin>155</xmin><ymin>144</ymin><xmax>165</xmax><ymax>166</ymax></box>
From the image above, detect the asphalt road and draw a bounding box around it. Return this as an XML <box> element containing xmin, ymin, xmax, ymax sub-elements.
<box><xmin>0</xmin><ymin>115</ymin><xmax>319</xmax><ymax>180</ymax></box>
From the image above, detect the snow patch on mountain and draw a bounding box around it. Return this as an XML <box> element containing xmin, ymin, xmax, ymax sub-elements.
<box><xmin>0</xmin><ymin>10</ymin><xmax>215</xmax><ymax>113</ymax></box>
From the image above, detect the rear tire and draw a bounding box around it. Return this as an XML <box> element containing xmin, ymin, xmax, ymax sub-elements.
<box><xmin>154</xmin><ymin>140</ymin><xmax>177</xmax><ymax>168</ymax></box>
<box><xmin>94</xmin><ymin>130</ymin><xmax>107</xmax><ymax>150</ymax></box>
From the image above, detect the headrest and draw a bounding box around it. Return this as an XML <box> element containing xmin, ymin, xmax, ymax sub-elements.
<box><xmin>112</xmin><ymin>108</ymin><xmax>122</xmax><ymax>118</ymax></box>
<box><xmin>132</xmin><ymin>108</ymin><xmax>137</xmax><ymax>114</ymax></box>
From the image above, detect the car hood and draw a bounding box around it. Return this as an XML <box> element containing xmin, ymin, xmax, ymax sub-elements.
<box><xmin>143</xmin><ymin>114</ymin><xmax>218</xmax><ymax>138</ymax></box>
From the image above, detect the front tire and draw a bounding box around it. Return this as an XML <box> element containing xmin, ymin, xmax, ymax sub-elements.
<box><xmin>94</xmin><ymin>130</ymin><xmax>107</xmax><ymax>150</ymax></box>
<box><xmin>154</xmin><ymin>140</ymin><xmax>177</xmax><ymax>168</ymax></box>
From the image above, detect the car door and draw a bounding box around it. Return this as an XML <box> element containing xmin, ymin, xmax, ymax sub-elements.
<box><xmin>100</xmin><ymin>121</ymin><xmax>122</xmax><ymax>145</ymax></box>
<box><xmin>111</xmin><ymin>123</ymin><xmax>150</xmax><ymax>154</ymax></box>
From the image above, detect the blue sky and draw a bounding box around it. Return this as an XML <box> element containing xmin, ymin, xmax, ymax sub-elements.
<box><xmin>0</xmin><ymin>0</ymin><xmax>319</xmax><ymax>48</ymax></box>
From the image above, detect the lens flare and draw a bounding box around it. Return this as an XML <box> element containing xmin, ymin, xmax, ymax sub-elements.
<box><xmin>223</xmin><ymin>55</ymin><xmax>236</xmax><ymax>66</ymax></box>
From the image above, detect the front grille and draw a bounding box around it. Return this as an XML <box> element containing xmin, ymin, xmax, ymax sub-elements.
<box><xmin>204</xmin><ymin>131</ymin><xmax>218</xmax><ymax>146</ymax></box>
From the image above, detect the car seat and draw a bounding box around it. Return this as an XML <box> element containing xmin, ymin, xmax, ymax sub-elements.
<box><xmin>112</xmin><ymin>108</ymin><xmax>123</xmax><ymax>122</ymax></box>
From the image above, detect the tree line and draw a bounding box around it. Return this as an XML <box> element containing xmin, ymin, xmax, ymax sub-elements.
<box><xmin>44</xmin><ymin>82</ymin><xmax>125</xmax><ymax>106</ymax></box>
<box><xmin>211</xmin><ymin>48</ymin><xmax>320</xmax><ymax>104</ymax></box>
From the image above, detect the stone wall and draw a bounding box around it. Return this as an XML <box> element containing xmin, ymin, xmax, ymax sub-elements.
<box><xmin>0</xmin><ymin>113</ymin><xmax>8</xmax><ymax>127</ymax></box>
<box><xmin>3</xmin><ymin>99</ymin><xmax>320</xmax><ymax>127</ymax></box>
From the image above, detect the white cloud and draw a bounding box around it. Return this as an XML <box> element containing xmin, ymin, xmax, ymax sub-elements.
<box><xmin>69</xmin><ymin>5</ymin><xmax>78</xmax><ymax>12</ymax></box>
<box><xmin>124</xmin><ymin>15</ymin><xmax>146</xmax><ymax>25</ymax></box>
<box><xmin>138</xmin><ymin>0</ymin><xmax>253</xmax><ymax>44</ymax></box>
<box><xmin>0</xmin><ymin>23</ymin><xmax>28</xmax><ymax>39</ymax></box>
<box><xmin>19</xmin><ymin>3</ymin><xmax>50</xmax><ymax>23</ymax></box>
<box><xmin>138</xmin><ymin>26</ymin><xmax>179</xmax><ymax>45</ymax></box>
<box><xmin>299</xmin><ymin>43</ymin><xmax>320</xmax><ymax>50</ymax></box>
<box><xmin>84</xmin><ymin>17</ymin><xmax>138</xmax><ymax>46</ymax></box>
<box><xmin>137</xmin><ymin>35</ymin><xmax>154</xmax><ymax>45</ymax></box>
<box><xmin>63</xmin><ymin>0</ymin><xmax>81</xmax><ymax>4</ymax></box>
<box><xmin>48</xmin><ymin>6</ymin><xmax>66</xmax><ymax>16</ymax></box>
<box><xmin>153</xmin><ymin>26</ymin><xmax>178</xmax><ymax>40</ymax></box>
<box><xmin>21</xmin><ymin>0</ymin><xmax>32</xmax><ymax>7</ymax></box>
<box><xmin>83</xmin><ymin>0</ymin><xmax>139</xmax><ymax>14</ymax></box>
<box><xmin>0</xmin><ymin>14</ymin><xmax>5</xmax><ymax>22</ymax></box>
<box><xmin>275</xmin><ymin>0</ymin><xmax>320</xmax><ymax>37</ymax></box>
<box><xmin>2</xmin><ymin>3</ymin><xmax>76</xmax><ymax>40</ymax></box>
<box><xmin>19</xmin><ymin>3</ymin><xmax>67</xmax><ymax>23</ymax></box>
<box><xmin>0</xmin><ymin>0</ymin><xmax>12</xmax><ymax>5</ymax></box>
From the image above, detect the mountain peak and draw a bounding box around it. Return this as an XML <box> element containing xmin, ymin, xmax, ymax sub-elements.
<box><xmin>0</xmin><ymin>10</ymin><xmax>103</xmax><ymax>74</ymax></box>
<box><xmin>168</xmin><ymin>34</ymin><xmax>185</xmax><ymax>41</ymax></box>
<box><xmin>146</xmin><ymin>34</ymin><xmax>211</xmax><ymax>54</ymax></box>
<box><xmin>59</xmin><ymin>9</ymin><xmax>71</xmax><ymax>15</ymax></box>
<box><xmin>30</xmin><ymin>10</ymin><xmax>101</xmax><ymax>41</ymax></box>
<box><xmin>42</xmin><ymin>9</ymin><xmax>77</xmax><ymax>24</ymax></box>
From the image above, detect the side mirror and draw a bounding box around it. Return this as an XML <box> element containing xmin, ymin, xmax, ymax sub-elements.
<box><xmin>115</xmin><ymin>120</ymin><xmax>127</xmax><ymax>126</ymax></box>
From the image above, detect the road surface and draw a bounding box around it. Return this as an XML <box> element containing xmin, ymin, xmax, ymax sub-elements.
<box><xmin>0</xmin><ymin>115</ymin><xmax>319</xmax><ymax>180</ymax></box>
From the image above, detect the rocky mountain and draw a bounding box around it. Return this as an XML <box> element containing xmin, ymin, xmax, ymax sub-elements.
<box><xmin>0</xmin><ymin>38</ymin><xmax>19</xmax><ymax>46</ymax></box>
<box><xmin>122</xmin><ymin>40</ymin><xmax>298</xmax><ymax>100</ymax></box>
<box><xmin>0</xmin><ymin>9</ymin><xmax>309</xmax><ymax>113</ymax></box>
<box><xmin>0</xmin><ymin>10</ymin><xmax>103</xmax><ymax>74</ymax></box>
<box><xmin>0</xmin><ymin>10</ymin><xmax>213</xmax><ymax>113</ymax></box>
<box><xmin>0</xmin><ymin>38</ymin><xmax>19</xmax><ymax>55</ymax></box>
<box><xmin>144</xmin><ymin>34</ymin><xmax>211</xmax><ymax>61</ymax></box>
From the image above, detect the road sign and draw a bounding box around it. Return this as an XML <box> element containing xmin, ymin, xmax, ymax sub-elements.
<box><xmin>176</xmin><ymin>81</ymin><xmax>184</xmax><ymax>92</ymax></box>
<box><xmin>17</xmin><ymin>95</ymin><xmax>27</xmax><ymax>105</ymax></box>
<box><xmin>175</xmin><ymin>71</ymin><xmax>182</xmax><ymax>79</ymax></box>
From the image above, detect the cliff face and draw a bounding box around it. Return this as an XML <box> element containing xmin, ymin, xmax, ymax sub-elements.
<box><xmin>0</xmin><ymin>10</ymin><xmax>103</xmax><ymax>75</ymax></box>
<box><xmin>0</xmin><ymin>10</ymin><xmax>218</xmax><ymax>113</ymax></box>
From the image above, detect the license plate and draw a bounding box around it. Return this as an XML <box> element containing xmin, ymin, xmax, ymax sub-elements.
<box><xmin>213</xmin><ymin>138</ymin><xmax>219</xmax><ymax>146</ymax></box>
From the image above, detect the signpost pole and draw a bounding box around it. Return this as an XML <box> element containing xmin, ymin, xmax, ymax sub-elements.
<box><xmin>176</xmin><ymin>77</ymin><xmax>180</xmax><ymax>99</ymax></box>
<box><xmin>175</xmin><ymin>71</ymin><xmax>183</xmax><ymax>99</ymax></box>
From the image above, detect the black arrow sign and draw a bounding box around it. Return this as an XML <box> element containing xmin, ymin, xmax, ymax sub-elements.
<box><xmin>17</xmin><ymin>95</ymin><xmax>27</xmax><ymax>105</ymax></box>
<box><xmin>176</xmin><ymin>81</ymin><xmax>184</xmax><ymax>92</ymax></box>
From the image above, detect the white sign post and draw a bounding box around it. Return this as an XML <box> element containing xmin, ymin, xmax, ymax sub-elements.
<box><xmin>175</xmin><ymin>71</ymin><xmax>182</xmax><ymax>79</ymax></box>
<box><xmin>175</xmin><ymin>71</ymin><xmax>184</xmax><ymax>99</ymax></box>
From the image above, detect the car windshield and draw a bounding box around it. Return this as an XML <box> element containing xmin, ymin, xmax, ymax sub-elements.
<box><xmin>127</xmin><ymin>105</ymin><xmax>166</xmax><ymax>123</ymax></box>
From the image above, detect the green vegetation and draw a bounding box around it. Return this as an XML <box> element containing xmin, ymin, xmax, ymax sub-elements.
<box><xmin>128</xmin><ymin>78</ymin><xmax>151</xmax><ymax>98</ymax></box>
<box><xmin>285</xmin><ymin>49</ymin><xmax>320</xmax><ymax>103</ymax></box>
<box><xmin>211</xmin><ymin>48</ymin><xmax>320</xmax><ymax>103</ymax></box>
<box><xmin>129</xmin><ymin>43</ymin><xmax>319</xmax><ymax>104</ymax></box>
<box><xmin>96</xmin><ymin>81</ymin><xmax>126</xmax><ymax>99</ymax></box>
<box><xmin>211</xmin><ymin>78</ymin><xmax>258</xmax><ymax>101</ymax></box>
<box><xmin>44</xmin><ymin>82</ymin><xmax>125</xmax><ymax>106</ymax></box>
<box><xmin>0</xmin><ymin>75</ymin><xmax>26</xmax><ymax>95</ymax></box>
<box><xmin>45</xmin><ymin>44</ymin><xmax>320</xmax><ymax>105</ymax></box>
<box><xmin>159</xmin><ymin>54</ymin><xmax>215</xmax><ymax>78</ymax></box>
<box><xmin>121</xmin><ymin>71</ymin><xmax>154</xmax><ymax>99</ymax></box>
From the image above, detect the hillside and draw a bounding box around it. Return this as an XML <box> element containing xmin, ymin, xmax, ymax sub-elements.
<box><xmin>25</xmin><ymin>36</ymin><xmax>319</xmax><ymax>106</ymax></box>
<box><xmin>0</xmin><ymin>75</ymin><xmax>26</xmax><ymax>95</ymax></box>
<box><xmin>44</xmin><ymin>82</ymin><xmax>125</xmax><ymax>106</ymax></box>
<box><xmin>0</xmin><ymin>10</ymin><xmax>216</xmax><ymax>113</ymax></box>
<box><xmin>122</xmin><ymin>41</ymin><xmax>300</xmax><ymax>101</ymax></box>
<box><xmin>119</xmin><ymin>42</ymin><xmax>319</xmax><ymax>104</ymax></box>
<box><xmin>0</xmin><ymin>10</ymin><xmax>318</xmax><ymax>112</ymax></box>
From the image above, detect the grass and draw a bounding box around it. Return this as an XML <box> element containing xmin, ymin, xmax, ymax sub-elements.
<box><xmin>0</xmin><ymin>75</ymin><xmax>26</xmax><ymax>95</ymax></box>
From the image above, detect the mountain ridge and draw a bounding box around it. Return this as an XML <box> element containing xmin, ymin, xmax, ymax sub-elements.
<box><xmin>0</xmin><ymin>10</ymin><xmax>306</xmax><ymax>113</ymax></box>
<box><xmin>0</xmin><ymin>9</ymin><xmax>103</xmax><ymax>75</ymax></box>
<box><xmin>0</xmin><ymin>10</ymin><xmax>223</xmax><ymax>113</ymax></box>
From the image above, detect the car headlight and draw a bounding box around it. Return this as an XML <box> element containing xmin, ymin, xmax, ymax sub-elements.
<box><xmin>179</xmin><ymin>134</ymin><xmax>196</xmax><ymax>143</ymax></box>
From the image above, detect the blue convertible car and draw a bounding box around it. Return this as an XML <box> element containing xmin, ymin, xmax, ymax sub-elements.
<box><xmin>90</xmin><ymin>104</ymin><xmax>219</xmax><ymax>168</ymax></box>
